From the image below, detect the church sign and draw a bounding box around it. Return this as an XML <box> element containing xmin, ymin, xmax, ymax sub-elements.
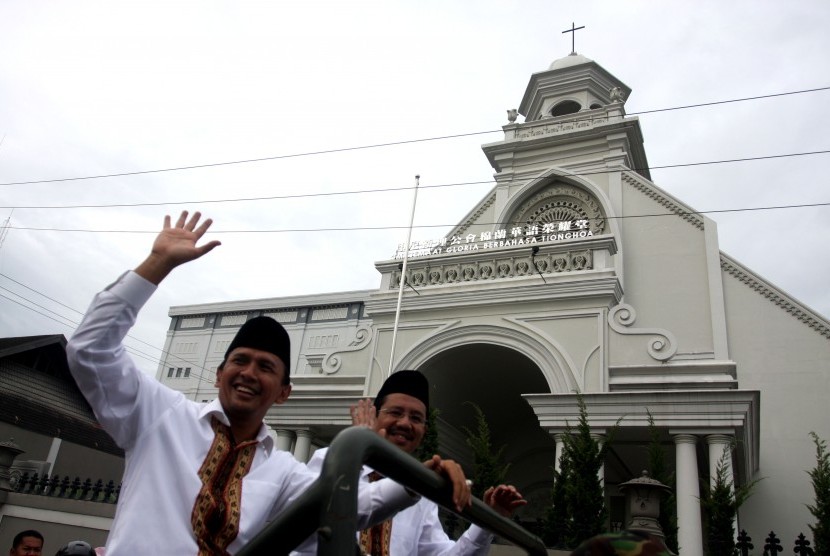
<box><xmin>394</xmin><ymin>219</ymin><xmax>594</xmax><ymax>260</ymax></box>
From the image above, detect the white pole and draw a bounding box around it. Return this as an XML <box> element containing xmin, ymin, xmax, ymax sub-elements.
<box><xmin>388</xmin><ymin>175</ymin><xmax>420</xmax><ymax>377</ymax></box>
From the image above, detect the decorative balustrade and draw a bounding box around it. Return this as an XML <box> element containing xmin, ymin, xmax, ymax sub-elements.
<box><xmin>11</xmin><ymin>471</ymin><xmax>120</xmax><ymax>504</ymax></box>
<box><xmin>391</xmin><ymin>249</ymin><xmax>595</xmax><ymax>290</ymax></box>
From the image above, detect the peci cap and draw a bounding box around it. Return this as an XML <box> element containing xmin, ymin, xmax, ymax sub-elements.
<box><xmin>224</xmin><ymin>316</ymin><xmax>291</xmax><ymax>375</ymax></box>
<box><xmin>374</xmin><ymin>370</ymin><xmax>429</xmax><ymax>413</ymax></box>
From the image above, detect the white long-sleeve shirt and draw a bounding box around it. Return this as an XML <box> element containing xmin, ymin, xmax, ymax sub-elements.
<box><xmin>66</xmin><ymin>270</ymin><xmax>415</xmax><ymax>555</ymax></box>
<box><xmin>291</xmin><ymin>447</ymin><xmax>494</xmax><ymax>556</ymax></box>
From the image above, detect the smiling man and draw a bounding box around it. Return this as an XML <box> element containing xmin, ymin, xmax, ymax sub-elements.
<box><xmin>293</xmin><ymin>370</ymin><xmax>526</xmax><ymax>556</ymax></box>
<box><xmin>66</xmin><ymin>211</ymin><xmax>469</xmax><ymax>555</ymax></box>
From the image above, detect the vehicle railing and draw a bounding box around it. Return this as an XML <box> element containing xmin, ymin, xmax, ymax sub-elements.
<box><xmin>238</xmin><ymin>426</ymin><xmax>547</xmax><ymax>555</ymax></box>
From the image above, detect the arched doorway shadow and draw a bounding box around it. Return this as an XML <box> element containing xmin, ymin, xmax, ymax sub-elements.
<box><xmin>417</xmin><ymin>343</ymin><xmax>557</xmax><ymax>522</ymax></box>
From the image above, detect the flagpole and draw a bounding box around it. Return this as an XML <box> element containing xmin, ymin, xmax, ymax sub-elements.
<box><xmin>388</xmin><ymin>174</ymin><xmax>420</xmax><ymax>378</ymax></box>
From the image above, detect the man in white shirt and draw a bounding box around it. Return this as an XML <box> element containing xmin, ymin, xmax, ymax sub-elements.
<box><xmin>66</xmin><ymin>211</ymin><xmax>472</xmax><ymax>555</ymax></box>
<box><xmin>293</xmin><ymin>370</ymin><xmax>527</xmax><ymax>556</ymax></box>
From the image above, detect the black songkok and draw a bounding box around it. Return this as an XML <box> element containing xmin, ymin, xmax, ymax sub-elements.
<box><xmin>224</xmin><ymin>316</ymin><xmax>291</xmax><ymax>374</ymax></box>
<box><xmin>374</xmin><ymin>370</ymin><xmax>429</xmax><ymax>412</ymax></box>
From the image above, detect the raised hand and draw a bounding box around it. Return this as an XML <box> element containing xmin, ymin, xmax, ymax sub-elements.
<box><xmin>350</xmin><ymin>398</ymin><xmax>386</xmax><ymax>438</ymax></box>
<box><xmin>483</xmin><ymin>484</ymin><xmax>527</xmax><ymax>517</ymax></box>
<box><xmin>135</xmin><ymin>211</ymin><xmax>221</xmax><ymax>284</ymax></box>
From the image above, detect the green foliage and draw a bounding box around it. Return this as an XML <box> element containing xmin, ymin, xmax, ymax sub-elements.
<box><xmin>542</xmin><ymin>450</ymin><xmax>571</xmax><ymax>548</ymax></box>
<box><xmin>462</xmin><ymin>401</ymin><xmax>509</xmax><ymax>499</ymax></box>
<box><xmin>413</xmin><ymin>407</ymin><xmax>441</xmax><ymax>461</ymax></box>
<box><xmin>701</xmin><ymin>456</ymin><xmax>738</xmax><ymax>556</ymax></box>
<box><xmin>700</xmin><ymin>448</ymin><xmax>759</xmax><ymax>556</ymax></box>
<box><xmin>561</xmin><ymin>393</ymin><xmax>609</xmax><ymax>546</ymax></box>
<box><xmin>807</xmin><ymin>432</ymin><xmax>830</xmax><ymax>555</ymax></box>
<box><xmin>542</xmin><ymin>392</ymin><xmax>616</xmax><ymax>549</ymax></box>
<box><xmin>646</xmin><ymin>410</ymin><xmax>678</xmax><ymax>553</ymax></box>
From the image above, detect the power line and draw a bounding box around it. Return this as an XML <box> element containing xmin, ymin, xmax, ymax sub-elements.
<box><xmin>0</xmin><ymin>131</ymin><xmax>498</xmax><ymax>187</ymax></box>
<box><xmin>4</xmin><ymin>200</ymin><xmax>829</xmax><ymax>235</ymax></box>
<box><xmin>0</xmin><ymin>272</ymin><xmax>82</xmax><ymax>315</ymax></box>
<box><xmin>3</xmin><ymin>149</ymin><xmax>829</xmax><ymax>211</ymax></box>
<box><xmin>0</xmin><ymin>290</ymin><xmax>148</xmax><ymax>364</ymax></box>
<box><xmin>0</xmin><ymin>289</ymin><xmax>77</xmax><ymax>329</ymax></box>
<box><xmin>0</xmin><ymin>86</ymin><xmax>827</xmax><ymax>189</ymax></box>
<box><xmin>627</xmin><ymin>86</ymin><xmax>830</xmax><ymax>116</ymax></box>
<box><xmin>5</xmin><ymin>200</ymin><xmax>830</xmax><ymax>385</ymax></box>
<box><xmin>0</xmin><ymin>289</ymin><xmax>219</xmax><ymax>385</ymax></box>
<box><xmin>0</xmin><ymin>275</ymin><xmax>219</xmax><ymax>383</ymax></box>
<box><xmin>0</xmin><ymin>180</ymin><xmax>492</xmax><ymax>209</ymax></box>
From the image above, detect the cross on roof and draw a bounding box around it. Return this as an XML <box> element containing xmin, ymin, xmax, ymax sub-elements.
<box><xmin>562</xmin><ymin>22</ymin><xmax>585</xmax><ymax>54</ymax></box>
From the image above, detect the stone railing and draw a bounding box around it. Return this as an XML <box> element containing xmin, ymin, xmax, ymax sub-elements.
<box><xmin>11</xmin><ymin>471</ymin><xmax>120</xmax><ymax>504</ymax></box>
<box><xmin>392</xmin><ymin>248</ymin><xmax>594</xmax><ymax>289</ymax></box>
<box><xmin>384</xmin><ymin>235</ymin><xmax>618</xmax><ymax>291</ymax></box>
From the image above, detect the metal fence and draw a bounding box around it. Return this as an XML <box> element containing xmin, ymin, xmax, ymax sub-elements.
<box><xmin>736</xmin><ymin>529</ymin><xmax>817</xmax><ymax>555</ymax></box>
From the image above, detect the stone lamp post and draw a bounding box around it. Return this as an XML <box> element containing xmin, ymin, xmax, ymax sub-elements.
<box><xmin>0</xmin><ymin>438</ymin><xmax>24</xmax><ymax>503</ymax></box>
<box><xmin>618</xmin><ymin>470</ymin><xmax>672</xmax><ymax>541</ymax></box>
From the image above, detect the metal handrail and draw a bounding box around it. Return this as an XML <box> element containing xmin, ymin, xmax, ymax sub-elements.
<box><xmin>238</xmin><ymin>426</ymin><xmax>547</xmax><ymax>556</ymax></box>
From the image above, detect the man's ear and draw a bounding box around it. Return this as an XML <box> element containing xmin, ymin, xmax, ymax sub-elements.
<box><xmin>215</xmin><ymin>361</ymin><xmax>225</xmax><ymax>387</ymax></box>
<box><xmin>274</xmin><ymin>383</ymin><xmax>292</xmax><ymax>405</ymax></box>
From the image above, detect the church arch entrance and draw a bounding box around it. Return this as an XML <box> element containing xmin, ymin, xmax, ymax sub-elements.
<box><xmin>417</xmin><ymin>343</ymin><xmax>556</xmax><ymax>522</ymax></box>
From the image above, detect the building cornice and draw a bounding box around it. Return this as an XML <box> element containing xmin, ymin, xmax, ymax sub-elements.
<box><xmin>621</xmin><ymin>171</ymin><xmax>704</xmax><ymax>230</ymax></box>
<box><xmin>169</xmin><ymin>289</ymin><xmax>375</xmax><ymax>317</ymax></box>
<box><xmin>523</xmin><ymin>389</ymin><xmax>760</xmax><ymax>477</ymax></box>
<box><xmin>720</xmin><ymin>252</ymin><xmax>830</xmax><ymax>339</ymax></box>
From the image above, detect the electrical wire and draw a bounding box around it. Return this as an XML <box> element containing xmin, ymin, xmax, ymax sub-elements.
<box><xmin>0</xmin><ymin>86</ymin><xmax>827</xmax><ymax>189</ymax></box>
<box><xmin>4</xmin><ymin>197</ymin><xmax>830</xmax><ymax>386</ymax></box>
<box><xmin>3</xmin><ymin>86</ymin><xmax>830</xmax><ymax>387</ymax></box>
<box><xmin>3</xmin><ymin>200</ymin><xmax>829</xmax><ymax>235</ymax></box>
<box><xmin>627</xmin><ymin>86</ymin><xmax>830</xmax><ymax>116</ymax></box>
<box><xmin>0</xmin><ymin>131</ymin><xmax>498</xmax><ymax>187</ymax></box>
<box><xmin>0</xmin><ymin>277</ymin><xmax>219</xmax><ymax>383</ymax></box>
<box><xmin>2</xmin><ymin>149</ymin><xmax>829</xmax><ymax>211</ymax></box>
<box><xmin>0</xmin><ymin>288</ymin><xmax>218</xmax><ymax>385</ymax></box>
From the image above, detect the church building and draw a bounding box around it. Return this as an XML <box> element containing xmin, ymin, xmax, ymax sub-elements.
<box><xmin>156</xmin><ymin>51</ymin><xmax>830</xmax><ymax>555</ymax></box>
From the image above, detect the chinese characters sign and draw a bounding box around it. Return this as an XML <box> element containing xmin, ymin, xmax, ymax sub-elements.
<box><xmin>394</xmin><ymin>220</ymin><xmax>593</xmax><ymax>259</ymax></box>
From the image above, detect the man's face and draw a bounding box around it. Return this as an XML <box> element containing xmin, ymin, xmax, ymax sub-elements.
<box><xmin>216</xmin><ymin>347</ymin><xmax>292</xmax><ymax>425</ymax></box>
<box><xmin>375</xmin><ymin>392</ymin><xmax>427</xmax><ymax>454</ymax></box>
<box><xmin>10</xmin><ymin>536</ymin><xmax>43</xmax><ymax>556</ymax></box>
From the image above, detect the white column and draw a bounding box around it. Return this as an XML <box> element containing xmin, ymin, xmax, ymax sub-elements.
<box><xmin>553</xmin><ymin>433</ymin><xmax>565</xmax><ymax>474</ymax></box>
<box><xmin>591</xmin><ymin>433</ymin><xmax>605</xmax><ymax>487</ymax></box>
<box><xmin>275</xmin><ymin>429</ymin><xmax>295</xmax><ymax>453</ymax></box>
<box><xmin>45</xmin><ymin>437</ymin><xmax>62</xmax><ymax>476</ymax></box>
<box><xmin>707</xmin><ymin>434</ymin><xmax>737</xmax><ymax>535</ymax></box>
<box><xmin>706</xmin><ymin>435</ymin><xmax>734</xmax><ymax>489</ymax></box>
<box><xmin>293</xmin><ymin>429</ymin><xmax>314</xmax><ymax>463</ymax></box>
<box><xmin>674</xmin><ymin>434</ymin><xmax>703</xmax><ymax>556</ymax></box>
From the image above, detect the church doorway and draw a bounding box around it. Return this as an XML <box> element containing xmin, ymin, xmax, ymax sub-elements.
<box><xmin>417</xmin><ymin>342</ymin><xmax>556</xmax><ymax>522</ymax></box>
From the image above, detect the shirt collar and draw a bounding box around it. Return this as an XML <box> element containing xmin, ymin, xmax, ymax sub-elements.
<box><xmin>198</xmin><ymin>399</ymin><xmax>275</xmax><ymax>454</ymax></box>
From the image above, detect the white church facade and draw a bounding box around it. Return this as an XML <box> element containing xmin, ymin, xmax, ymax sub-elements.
<box><xmin>156</xmin><ymin>52</ymin><xmax>830</xmax><ymax>555</ymax></box>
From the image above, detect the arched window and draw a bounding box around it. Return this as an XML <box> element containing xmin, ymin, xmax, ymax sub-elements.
<box><xmin>550</xmin><ymin>100</ymin><xmax>581</xmax><ymax>117</ymax></box>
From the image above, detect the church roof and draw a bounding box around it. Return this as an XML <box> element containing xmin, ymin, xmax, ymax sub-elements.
<box><xmin>0</xmin><ymin>334</ymin><xmax>122</xmax><ymax>456</ymax></box>
<box><xmin>548</xmin><ymin>52</ymin><xmax>593</xmax><ymax>70</ymax></box>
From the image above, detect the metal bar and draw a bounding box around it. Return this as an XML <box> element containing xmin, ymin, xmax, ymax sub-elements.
<box><xmin>239</xmin><ymin>426</ymin><xmax>547</xmax><ymax>555</ymax></box>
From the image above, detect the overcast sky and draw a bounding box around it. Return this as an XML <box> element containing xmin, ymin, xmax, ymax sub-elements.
<box><xmin>1</xmin><ymin>0</ymin><xmax>829</xmax><ymax>376</ymax></box>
